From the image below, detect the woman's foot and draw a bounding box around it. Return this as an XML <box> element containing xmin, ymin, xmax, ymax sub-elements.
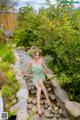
<box><xmin>37</xmin><ymin>109</ymin><xmax>43</xmax><ymax>116</ymax></box>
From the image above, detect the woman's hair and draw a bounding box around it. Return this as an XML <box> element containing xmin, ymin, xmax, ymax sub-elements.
<box><xmin>33</xmin><ymin>49</ymin><xmax>42</xmax><ymax>57</ymax></box>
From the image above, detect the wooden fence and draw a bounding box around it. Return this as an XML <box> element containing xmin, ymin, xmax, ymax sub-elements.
<box><xmin>0</xmin><ymin>13</ymin><xmax>18</xmax><ymax>32</ymax></box>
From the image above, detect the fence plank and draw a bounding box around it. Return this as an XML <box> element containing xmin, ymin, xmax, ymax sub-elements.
<box><xmin>0</xmin><ymin>13</ymin><xmax>18</xmax><ymax>32</ymax></box>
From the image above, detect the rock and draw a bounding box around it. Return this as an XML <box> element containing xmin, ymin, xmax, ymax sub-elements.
<box><xmin>16</xmin><ymin>110</ymin><xmax>28</xmax><ymax>120</ymax></box>
<box><xmin>59</xmin><ymin>118</ymin><xmax>66</xmax><ymax>120</ymax></box>
<box><xmin>44</xmin><ymin>104</ymin><xmax>48</xmax><ymax>109</ymax></box>
<box><xmin>50</xmin><ymin>94</ymin><xmax>56</xmax><ymax>101</ymax></box>
<box><xmin>51</xmin><ymin>79</ymin><xmax>60</xmax><ymax>89</ymax></box>
<box><xmin>17</xmin><ymin>88</ymin><xmax>28</xmax><ymax>100</ymax></box>
<box><xmin>54</xmin><ymin>88</ymin><xmax>69</xmax><ymax>110</ymax></box>
<box><xmin>48</xmin><ymin>106</ymin><xmax>53</xmax><ymax>111</ymax></box>
<box><xmin>27</xmin><ymin>98</ymin><xmax>33</xmax><ymax>104</ymax></box>
<box><xmin>18</xmin><ymin>100</ymin><xmax>27</xmax><ymax>110</ymax></box>
<box><xmin>61</xmin><ymin>111</ymin><xmax>68</xmax><ymax>118</ymax></box>
<box><xmin>56</xmin><ymin>102</ymin><xmax>60</xmax><ymax>107</ymax></box>
<box><xmin>55</xmin><ymin>113</ymin><xmax>60</xmax><ymax>118</ymax></box>
<box><xmin>44</xmin><ymin>110</ymin><xmax>50</xmax><ymax>118</ymax></box>
<box><xmin>53</xmin><ymin>105</ymin><xmax>59</xmax><ymax>111</ymax></box>
<box><xmin>32</xmin><ymin>98</ymin><xmax>37</xmax><ymax>105</ymax></box>
<box><xmin>58</xmin><ymin>108</ymin><xmax>67</xmax><ymax>118</ymax></box>
<box><xmin>48</xmin><ymin>87</ymin><xmax>52</xmax><ymax>92</ymax></box>
<box><xmin>49</xmin><ymin>113</ymin><xmax>54</xmax><ymax>118</ymax></box>
<box><xmin>59</xmin><ymin>109</ymin><xmax>63</xmax><ymax>115</ymax></box>
<box><xmin>65</xmin><ymin>101</ymin><xmax>80</xmax><ymax>119</ymax></box>
<box><xmin>27</xmin><ymin>104</ymin><xmax>33</xmax><ymax>110</ymax></box>
<box><xmin>41</xmin><ymin>100</ymin><xmax>44</xmax><ymax>105</ymax></box>
<box><xmin>52</xmin><ymin>118</ymin><xmax>57</xmax><ymax>120</ymax></box>
<box><xmin>52</xmin><ymin>109</ymin><xmax>56</xmax><ymax>114</ymax></box>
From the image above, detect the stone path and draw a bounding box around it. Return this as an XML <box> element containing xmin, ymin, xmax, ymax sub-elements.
<box><xmin>15</xmin><ymin>49</ymin><xmax>71</xmax><ymax>120</ymax></box>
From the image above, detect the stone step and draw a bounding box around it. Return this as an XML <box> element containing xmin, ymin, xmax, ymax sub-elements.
<box><xmin>16</xmin><ymin>49</ymin><xmax>71</xmax><ymax>120</ymax></box>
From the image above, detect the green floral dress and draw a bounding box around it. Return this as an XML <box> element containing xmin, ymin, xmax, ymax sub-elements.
<box><xmin>31</xmin><ymin>61</ymin><xmax>46</xmax><ymax>85</ymax></box>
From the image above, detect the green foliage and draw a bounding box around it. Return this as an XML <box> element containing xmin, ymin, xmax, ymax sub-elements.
<box><xmin>14</xmin><ymin>3</ymin><xmax>80</xmax><ymax>101</ymax></box>
<box><xmin>0</xmin><ymin>29</ymin><xmax>5</xmax><ymax>44</ymax></box>
<box><xmin>5</xmin><ymin>70</ymin><xmax>16</xmax><ymax>84</ymax></box>
<box><xmin>2</xmin><ymin>50</ymin><xmax>15</xmax><ymax>63</ymax></box>
<box><xmin>0</xmin><ymin>61</ymin><xmax>9</xmax><ymax>72</ymax></box>
<box><xmin>0</xmin><ymin>44</ymin><xmax>15</xmax><ymax>64</ymax></box>
<box><xmin>2</xmin><ymin>85</ymin><xmax>13</xmax><ymax>98</ymax></box>
<box><xmin>0</xmin><ymin>0</ymin><xmax>14</xmax><ymax>13</ymax></box>
<box><xmin>0</xmin><ymin>44</ymin><xmax>19</xmax><ymax>115</ymax></box>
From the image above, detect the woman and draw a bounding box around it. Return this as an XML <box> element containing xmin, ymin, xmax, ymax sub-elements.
<box><xmin>22</xmin><ymin>49</ymin><xmax>51</xmax><ymax>116</ymax></box>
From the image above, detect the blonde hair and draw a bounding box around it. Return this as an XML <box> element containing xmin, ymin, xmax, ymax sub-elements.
<box><xmin>34</xmin><ymin>49</ymin><xmax>42</xmax><ymax>56</ymax></box>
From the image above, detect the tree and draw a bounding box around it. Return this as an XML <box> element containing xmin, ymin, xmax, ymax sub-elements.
<box><xmin>0</xmin><ymin>0</ymin><xmax>15</xmax><ymax>13</ymax></box>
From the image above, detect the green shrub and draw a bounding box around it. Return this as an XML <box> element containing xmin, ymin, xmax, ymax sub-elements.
<box><xmin>2</xmin><ymin>85</ymin><xmax>13</xmax><ymax>98</ymax></box>
<box><xmin>0</xmin><ymin>61</ymin><xmax>9</xmax><ymax>72</ymax></box>
<box><xmin>2</xmin><ymin>50</ymin><xmax>15</xmax><ymax>63</ymax></box>
<box><xmin>5</xmin><ymin>70</ymin><xmax>16</xmax><ymax>85</ymax></box>
<box><xmin>11</xmin><ymin>82</ymin><xmax>20</xmax><ymax>94</ymax></box>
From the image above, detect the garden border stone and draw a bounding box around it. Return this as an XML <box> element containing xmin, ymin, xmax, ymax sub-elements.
<box><xmin>51</xmin><ymin>79</ymin><xmax>80</xmax><ymax>120</ymax></box>
<box><xmin>10</xmin><ymin>48</ymin><xmax>29</xmax><ymax>120</ymax></box>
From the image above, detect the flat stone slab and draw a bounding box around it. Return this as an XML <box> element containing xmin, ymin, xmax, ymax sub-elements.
<box><xmin>55</xmin><ymin>88</ymin><xmax>68</xmax><ymax>101</ymax></box>
<box><xmin>65</xmin><ymin>101</ymin><xmax>80</xmax><ymax>118</ymax></box>
<box><xmin>51</xmin><ymin>79</ymin><xmax>60</xmax><ymax>89</ymax></box>
<box><xmin>16</xmin><ymin>110</ymin><xmax>28</xmax><ymax>120</ymax></box>
<box><xmin>17</xmin><ymin>88</ymin><xmax>28</xmax><ymax>100</ymax></box>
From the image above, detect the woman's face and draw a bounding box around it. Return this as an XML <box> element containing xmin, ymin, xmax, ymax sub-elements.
<box><xmin>34</xmin><ymin>52</ymin><xmax>40</xmax><ymax>60</ymax></box>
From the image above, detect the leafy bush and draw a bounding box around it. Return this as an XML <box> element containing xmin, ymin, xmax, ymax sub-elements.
<box><xmin>2</xmin><ymin>50</ymin><xmax>15</xmax><ymax>63</ymax></box>
<box><xmin>0</xmin><ymin>44</ymin><xmax>19</xmax><ymax>115</ymax></box>
<box><xmin>5</xmin><ymin>70</ymin><xmax>16</xmax><ymax>85</ymax></box>
<box><xmin>14</xmin><ymin>3</ymin><xmax>80</xmax><ymax>101</ymax></box>
<box><xmin>0</xmin><ymin>61</ymin><xmax>9</xmax><ymax>72</ymax></box>
<box><xmin>11</xmin><ymin>82</ymin><xmax>20</xmax><ymax>94</ymax></box>
<box><xmin>2</xmin><ymin>85</ymin><xmax>13</xmax><ymax>98</ymax></box>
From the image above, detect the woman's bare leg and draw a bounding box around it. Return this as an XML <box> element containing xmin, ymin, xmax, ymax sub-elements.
<box><xmin>34</xmin><ymin>82</ymin><xmax>42</xmax><ymax>114</ymax></box>
<box><xmin>38</xmin><ymin>80</ymin><xmax>51</xmax><ymax>105</ymax></box>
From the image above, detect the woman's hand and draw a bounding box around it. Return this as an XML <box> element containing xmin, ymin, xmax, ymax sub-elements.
<box><xmin>21</xmin><ymin>71</ymin><xmax>28</xmax><ymax>76</ymax></box>
<box><xmin>43</xmin><ymin>69</ymin><xmax>49</xmax><ymax>74</ymax></box>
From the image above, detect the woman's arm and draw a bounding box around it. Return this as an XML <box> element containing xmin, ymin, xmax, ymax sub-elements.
<box><xmin>41</xmin><ymin>58</ymin><xmax>50</xmax><ymax>73</ymax></box>
<box><xmin>41</xmin><ymin>58</ymin><xmax>54</xmax><ymax>79</ymax></box>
